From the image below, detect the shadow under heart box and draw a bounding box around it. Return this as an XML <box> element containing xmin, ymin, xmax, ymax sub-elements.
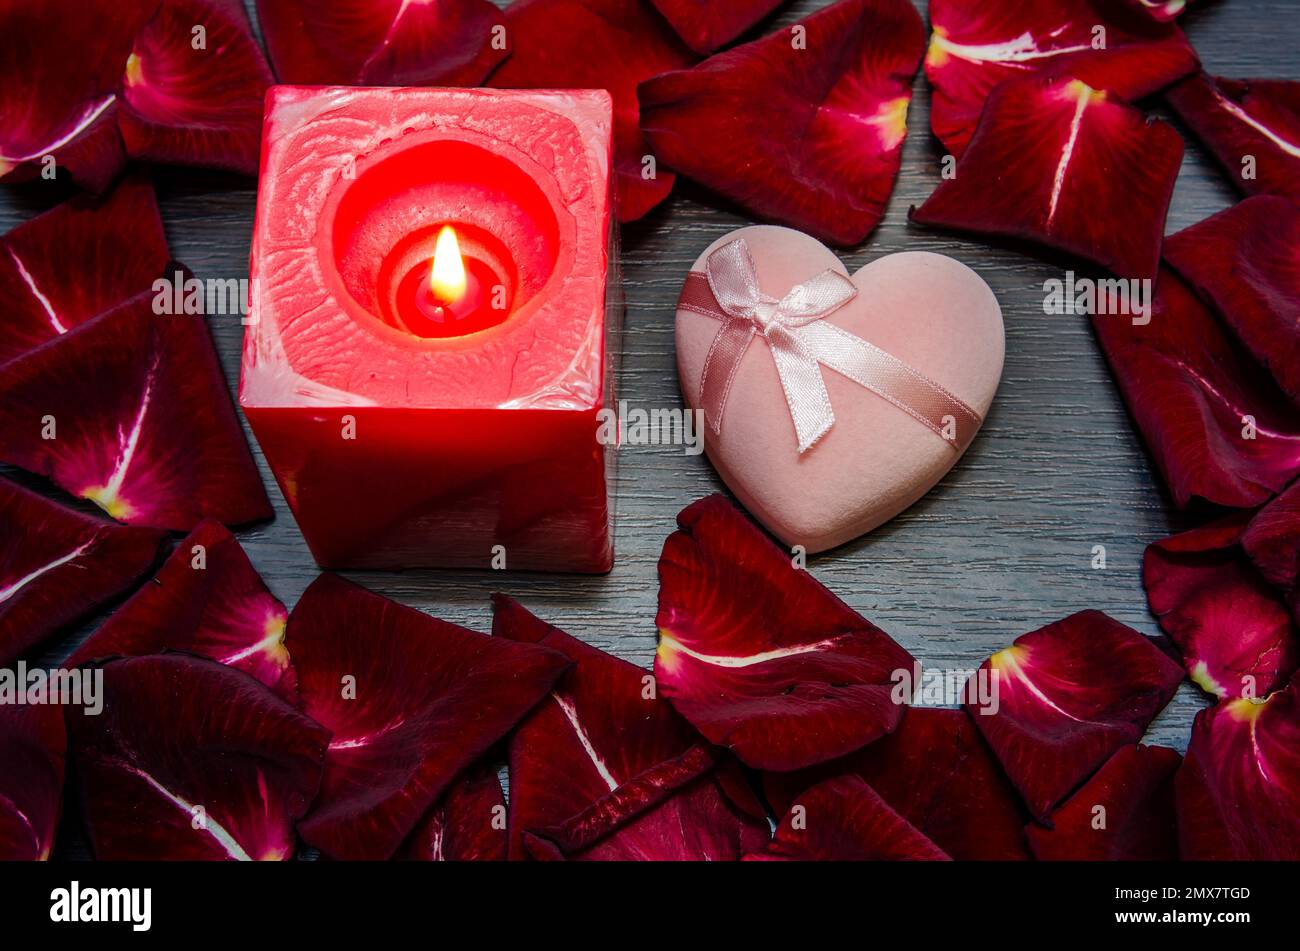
<box><xmin>676</xmin><ymin>226</ymin><xmax>1004</xmax><ymax>552</ymax></box>
<box><xmin>240</xmin><ymin>87</ymin><xmax>622</xmax><ymax>573</ymax></box>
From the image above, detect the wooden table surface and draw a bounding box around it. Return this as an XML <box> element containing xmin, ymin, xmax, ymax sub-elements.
<box><xmin>5</xmin><ymin>0</ymin><xmax>1295</xmax><ymax>769</ymax></box>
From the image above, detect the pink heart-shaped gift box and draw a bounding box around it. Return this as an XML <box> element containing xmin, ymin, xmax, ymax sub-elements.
<box><xmin>676</xmin><ymin>226</ymin><xmax>1004</xmax><ymax>553</ymax></box>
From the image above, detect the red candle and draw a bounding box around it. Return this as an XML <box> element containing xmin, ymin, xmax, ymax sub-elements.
<box><xmin>241</xmin><ymin>87</ymin><xmax>620</xmax><ymax>572</ymax></box>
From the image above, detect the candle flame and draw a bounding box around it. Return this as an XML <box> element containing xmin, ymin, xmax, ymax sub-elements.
<box><xmin>430</xmin><ymin>225</ymin><xmax>467</xmax><ymax>302</ymax></box>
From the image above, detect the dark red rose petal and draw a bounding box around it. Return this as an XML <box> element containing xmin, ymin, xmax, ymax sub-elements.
<box><xmin>401</xmin><ymin>766</ymin><xmax>507</xmax><ymax>862</ymax></box>
<box><xmin>66</xmin><ymin>519</ymin><xmax>294</xmax><ymax>699</ymax></box>
<box><xmin>925</xmin><ymin>0</ymin><xmax>1198</xmax><ymax>157</ymax></box>
<box><xmin>0</xmin><ymin>704</ymin><xmax>65</xmax><ymax>861</ymax></box>
<box><xmin>1145</xmin><ymin>515</ymin><xmax>1299</xmax><ymax>700</ymax></box>
<box><xmin>488</xmin><ymin>0</ymin><xmax>695</xmax><ymax>222</ymax></box>
<box><xmin>67</xmin><ymin>654</ymin><xmax>328</xmax><ymax>860</ymax></box>
<box><xmin>1164</xmin><ymin>196</ymin><xmax>1300</xmax><ymax>405</ymax></box>
<box><xmin>0</xmin><ymin>286</ymin><xmax>272</xmax><ymax>531</ymax></box>
<box><xmin>1027</xmin><ymin>744</ymin><xmax>1180</xmax><ymax>861</ymax></box>
<box><xmin>525</xmin><ymin>762</ymin><xmax>771</xmax><ymax>861</ymax></box>
<box><xmin>1092</xmin><ymin>268</ymin><xmax>1300</xmax><ymax>509</ymax></box>
<box><xmin>0</xmin><ymin>477</ymin><xmax>164</xmax><ymax>668</ymax></box>
<box><xmin>0</xmin><ymin>0</ymin><xmax>156</xmax><ymax>190</ymax></box>
<box><xmin>1166</xmin><ymin>74</ymin><xmax>1300</xmax><ymax>202</ymax></box>
<box><xmin>289</xmin><ymin>574</ymin><xmax>568</xmax><ymax>860</ymax></box>
<box><xmin>1243</xmin><ymin>479</ymin><xmax>1300</xmax><ymax>596</ymax></box>
<box><xmin>119</xmin><ymin>0</ymin><xmax>273</xmax><ymax>176</ymax></box>
<box><xmin>966</xmin><ymin>611</ymin><xmax>1184</xmax><ymax>821</ymax></box>
<box><xmin>494</xmin><ymin>595</ymin><xmax>765</xmax><ymax>860</ymax></box>
<box><xmin>749</xmin><ymin>775</ymin><xmax>950</xmax><ymax>861</ymax></box>
<box><xmin>640</xmin><ymin>0</ymin><xmax>923</xmax><ymax>247</ymax></box>
<box><xmin>1176</xmin><ymin>675</ymin><xmax>1300</xmax><ymax>860</ymax></box>
<box><xmin>255</xmin><ymin>0</ymin><xmax>506</xmax><ymax>87</ymax></box>
<box><xmin>520</xmin><ymin>747</ymin><xmax>714</xmax><ymax>850</ymax></box>
<box><xmin>494</xmin><ymin>596</ymin><xmax>702</xmax><ymax>854</ymax></box>
<box><xmin>648</xmin><ymin>0</ymin><xmax>788</xmax><ymax>54</ymax></box>
<box><xmin>913</xmin><ymin>75</ymin><xmax>1181</xmax><ymax>281</ymax></box>
<box><xmin>655</xmin><ymin>494</ymin><xmax>914</xmax><ymax>771</ymax></box>
<box><xmin>0</xmin><ymin>176</ymin><xmax>168</xmax><ymax>368</ymax></box>
<box><xmin>765</xmin><ymin>707</ymin><xmax>1030</xmax><ymax>860</ymax></box>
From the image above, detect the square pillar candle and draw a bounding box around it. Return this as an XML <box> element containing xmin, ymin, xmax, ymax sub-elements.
<box><xmin>240</xmin><ymin>87</ymin><xmax>621</xmax><ymax>572</ymax></box>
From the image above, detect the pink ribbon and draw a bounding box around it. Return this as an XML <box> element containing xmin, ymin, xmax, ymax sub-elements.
<box><xmin>679</xmin><ymin>238</ymin><xmax>982</xmax><ymax>454</ymax></box>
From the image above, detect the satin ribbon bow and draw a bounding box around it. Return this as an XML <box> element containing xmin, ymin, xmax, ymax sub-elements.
<box><xmin>679</xmin><ymin>238</ymin><xmax>981</xmax><ymax>454</ymax></box>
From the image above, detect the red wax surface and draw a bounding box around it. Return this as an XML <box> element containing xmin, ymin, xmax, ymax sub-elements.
<box><xmin>394</xmin><ymin>253</ymin><xmax>506</xmax><ymax>338</ymax></box>
<box><xmin>241</xmin><ymin>87</ymin><xmax>620</xmax><ymax>572</ymax></box>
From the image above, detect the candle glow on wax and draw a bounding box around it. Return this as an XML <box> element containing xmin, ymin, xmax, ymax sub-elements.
<box><xmin>393</xmin><ymin>223</ymin><xmax>508</xmax><ymax>338</ymax></box>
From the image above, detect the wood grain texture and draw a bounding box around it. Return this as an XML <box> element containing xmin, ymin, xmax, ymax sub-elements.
<box><xmin>3</xmin><ymin>0</ymin><xmax>1296</xmax><ymax>779</ymax></box>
